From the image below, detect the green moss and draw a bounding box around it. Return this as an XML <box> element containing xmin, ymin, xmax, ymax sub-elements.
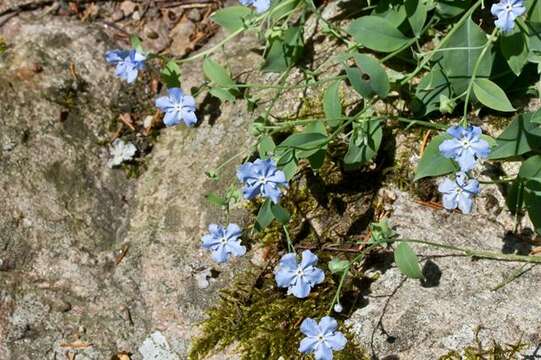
<box><xmin>0</xmin><ymin>37</ymin><xmax>7</xmax><ymax>55</ymax></box>
<box><xmin>440</xmin><ymin>340</ymin><xmax>526</xmax><ymax>359</ymax></box>
<box><xmin>189</xmin><ymin>269</ymin><xmax>368</xmax><ymax>360</ymax></box>
<box><xmin>190</xmin><ymin>160</ymin><xmax>373</xmax><ymax>360</ymax></box>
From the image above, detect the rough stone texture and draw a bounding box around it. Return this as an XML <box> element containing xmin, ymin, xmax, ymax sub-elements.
<box><xmin>348</xmin><ymin>188</ymin><xmax>541</xmax><ymax>360</ymax></box>
<box><xmin>0</xmin><ymin>16</ymin><xmax>255</xmax><ymax>360</ymax></box>
<box><xmin>0</xmin><ymin>17</ymin><xmax>145</xmax><ymax>360</ymax></box>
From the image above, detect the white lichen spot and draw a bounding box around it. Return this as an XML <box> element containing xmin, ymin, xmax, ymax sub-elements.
<box><xmin>108</xmin><ymin>139</ymin><xmax>136</xmax><ymax>168</ymax></box>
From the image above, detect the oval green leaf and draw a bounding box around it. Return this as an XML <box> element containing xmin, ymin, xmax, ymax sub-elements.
<box><xmin>472</xmin><ymin>78</ymin><xmax>515</xmax><ymax>112</ymax></box>
<box><xmin>394</xmin><ymin>242</ymin><xmax>423</xmax><ymax>279</ymax></box>
<box><xmin>347</xmin><ymin>16</ymin><xmax>410</xmax><ymax>53</ymax></box>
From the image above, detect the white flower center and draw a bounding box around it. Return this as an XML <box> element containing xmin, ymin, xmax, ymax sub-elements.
<box><xmin>461</xmin><ymin>138</ymin><xmax>471</xmax><ymax>149</ymax></box>
<box><xmin>173</xmin><ymin>103</ymin><xmax>183</xmax><ymax>112</ymax></box>
<box><xmin>258</xmin><ymin>176</ymin><xmax>268</xmax><ymax>184</ymax></box>
<box><xmin>317</xmin><ymin>334</ymin><xmax>325</xmax><ymax>342</ymax></box>
<box><xmin>220</xmin><ymin>237</ymin><xmax>228</xmax><ymax>245</ymax></box>
<box><xmin>456</xmin><ymin>187</ymin><xmax>463</xmax><ymax>194</ymax></box>
<box><xmin>295</xmin><ymin>268</ymin><xmax>304</xmax><ymax>277</ymax></box>
<box><xmin>505</xmin><ymin>3</ymin><xmax>514</xmax><ymax>12</ymax></box>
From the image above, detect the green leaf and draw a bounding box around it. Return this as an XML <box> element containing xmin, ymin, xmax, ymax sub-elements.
<box><xmin>526</xmin><ymin>0</ymin><xmax>541</xmax><ymax>23</ymax></box>
<box><xmin>505</xmin><ymin>179</ymin><xmax>524</xmax><ymax>214</ymax></box>
<box><xmin>500</xmin><ymin>29</ymin><xmax>529</xmax><ymax>76</ymax></box>
<box><xmin>270</xmin><ymin>203</ymin><xmax>290</xmax><ymax>225</ymax></box>
<box><xmin>347</xmin><ymin>16</ymin><xmax>410</xmax><ymax>53</ymax></box>
<box><xmin>489</xmin><ymin>112</ymin><xmax>541</xmax><ymax>159</ymax></box>
<box><xmin>519</xmin><ymin>155</ymin><xmax>541</xmax><ymax>180</ymax></box>
<box><xmin>160</xmin><ymin>60</ymin><xmax>182</xmax><ymax>88</ymax></box>
<box><xmin>130</xmin><ymin>34</ymin><xmax>144</xmax><ymax>53</ymax></box>
<box><xmin>524</xmin><ymin>179</ymin><xmax>541</xmax><ymax>235</ymax></box>
<box><xmin>414</xmin><ymin>134</ymin><xmax>458</xmax><ymax>180</ymax></box>
<box><xmin>304</xmin><ymin>121</ymin><xmax>328</xmax><ymax>169</ymax></box>
<box><xmin>209</xmin><ymin>88</ymin><xmax>236</xmax><ymax>102</ymax></box>
<box><xmin>441</xmin><ymin>17</ymin><xmax>494</xmax><ymax>95</ymax></box>
<box><xmin>258</xmin><ymin>135</ymin><xmax>276</xmax><ymax>159</ymax></box>
<box><xmin>255</xmin><ymin>199</ymin><xmax>274</xmax><ymax>231</ymax></box>
<box><xmin>436</xmin><ymin>1</ymin><xmax>471</xmax><ymax>18</ymax></box>
<box><xmin>323</xmin><ymin>81</ymin><xmax>342</xmax><ymax>127</ymax></box>
<box><xmin>277</xmin><ymin>150</ymin><xmax>299</xmax><ymax>180</ymax></box>
<box><xmin>328</xmin><ymin>258</ymin><xmax>350</xmax><ymax>274</ymax></box>
<box><xmin>211</xmin><ymin>6</ymin><xmax>252</xmax><ymax>32</ymax></box>
<box><xmin>414</xmin><ymin>64</ymin><xmax>452</xmax><ymax>115</ymax></box>
<box><xmin>405</xmin><ymin>0</ymin><xmax>428</xmax><ymax>36</ymax></box>
<box><xmin>261</xmin><ymin>26</ymin><xmax>304</xmax><ymax>73</ymax></box>
<box><xmin>472</xmin><ymin>78</ymin><xmax>515</xmax><ymax>112</ymax></box>
<box><xmin>394</xmin><ymin>242</ymin><xmax>423</xmax><ymax>279</ymax></box>
<box><xmin>278</xmin><ymin>132</ymin><xmax>328</xmax><ymax>159</ymax></box>
<box><xmin>344</xmin><ymin>119</ymin><xmax>383</xmax><ymax>166</ymax></box>
<box><xmin>345</xmin><ymin>53</ymin><xmax>390</xmax><ymax>99</ymax></box>
<box><xmin>203</xmin><ymin>58</ymin><xmax>236</xmax><ymax>88</ymax></box>
<box><xmin>206</xmin><ymin>192</ymin><xmax>227</xmax><ymax>207</ymax></box>
<box><xmin>374</xmin><ymin>0</ymin><xmax>407</xmax><ymax>27</ymax></box>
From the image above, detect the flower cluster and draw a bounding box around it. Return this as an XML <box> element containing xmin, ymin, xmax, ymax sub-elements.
<box><xmin>155</xmin><ymin>88</ymin><xmax>198</xmax><ymax>127</ymax></box>
<box><xmin>438</xmin><ymin>125</ymin><xmax>490</xmax><ymax>214</ymax></box>
<box><xmin>201</xmin><ymin>223</ymin><xmax>246</xmax><ymax>263</ymax></box>
<box><xmin>237</xmin><ymin>158</ymin><xmax>288</xmax><ymax>204</ymax></box>
<box><xmin>105</xmin><ymin>48</ymin><xmax>198</xmax><ymax>128</ymax></box>
<box><xmin>105</xmin><ymin>49</ymin><xmax>146</xmax><ymax>84</ymax></box>
<box><xmin>108</xmin><ymin>138</ymin><xmax>137</xmax><ymax>168</ymax></box>
<box><xmin>274</xmin><ymin>250</ymin><xmax>325</xmax><ymax>298</ymax></box>
<box><xmin>491</xmin><ymin>0</ymin><xmax>526</xmax><ymax>33</ymax></box>
<box><xmin>299</xmin><ymin>317</ymin><xmax>347</xmax><ymax>360</ymax></box>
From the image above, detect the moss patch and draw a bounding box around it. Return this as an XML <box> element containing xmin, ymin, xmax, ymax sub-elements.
<box><xmin>189</xmin><ymin>268</ymin><xmax>368</xmax><ymax>360</ymax></box>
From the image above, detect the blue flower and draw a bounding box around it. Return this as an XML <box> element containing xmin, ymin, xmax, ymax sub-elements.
<box><xmin>274</xmin><ymin>250</ymin><xmax>324</xmax><ymax>298</ymax></box>
<box><xmin>438</xmin><ymin>172</ymin><xmax>480</xmax><ymax>214</ymax></box>
<box><xmin>299</xmin><ymin>316</ymin><xmax>347</xmax><ymax>360</ymax></box>
<box><xmin>105</xmin><ymin>49</ymin><xmax>146</xmax><ymax>83</ymax></box>
<box><xmin>201</xmin><ymin>224</ymin><xmax>246</xmax><ymax>263</ymax></box>
<box><xmin>237</xmin><ymin>159</ymin><xmax>288</xmax><ymax>204</ymax></box>
<box><xmin>240</xmin><ymin>0</ymin><xmax>270</xmax><ymax>13</ymax></box>
<box><xmin>155</xmin><ymin>88</ymin><xmax>198</xmax><ymax>127</ymax></box>
<box><xmin>491</xmin><ymin>0</ymin><xmax>526</xmax><ymax>33</ymax></box>
<box><xmin>439</xmin><ymin>125</ymin><xmax>490</xmax><ymax>172</ymax></box>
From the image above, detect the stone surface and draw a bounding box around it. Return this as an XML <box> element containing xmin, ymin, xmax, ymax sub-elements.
<box><xmin>348</xmin><ymin>188</ymin><xmax>541</xmax><ymax>359</ymax></box>
<box><xmin>0</xmin><ymin>16</ymin><xmax>256</xmax><ymax>360</ymax></box>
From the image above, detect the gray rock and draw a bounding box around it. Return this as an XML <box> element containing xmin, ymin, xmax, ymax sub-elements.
<box><xmin>347</xmin><ymin>188</ymin><xmax>541</xmax><ymax>359</ymax></box>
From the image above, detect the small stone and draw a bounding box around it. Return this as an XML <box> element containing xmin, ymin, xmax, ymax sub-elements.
<box><xmin>110</xmin><ymin>9</ymin><xmax>124</xmax><ymax>22</ymax></box>
<box><xmin>132</xmin><ymin>10</ymin><xmax>141</xmax><ymax>21</ymax></box>
<box><xmin>139</xmin><ymin>331</ymin><xmax>180</xmax><ymax>360</ymax></box>
<box><xmin>186</xmin><ymin>9</ymin><xmax>201</xmax><ymax>22</ymax></box>
<box><xmin>194</xmin><ymin>268</ymin><xmax>212</xmax><ymax>289</ymax></box>
<box><xmin>120</xmin><ymin>1</ymin><xmax>136</xmax><ymax>17</ymax></box>
<box><xmin>143</xmin><ymin>115</ymin><xmax>153</xmax><ymax>129</ymax></box>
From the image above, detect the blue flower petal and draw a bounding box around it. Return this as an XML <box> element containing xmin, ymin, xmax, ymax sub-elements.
<box><xmin>263</xmin><ymin>182</ymin><xmax>282</xmax><ymax>204</ymax></box>
<box><xmin>438</xmin><ymin>178</ymin><xmax>456</xmax><ymax>194</ymax></box>
<box><xmin>181</xmin><ymin>109</ymin><xmax>198</xmax><ymax>127</ymax></box>
<box><xmin>439</xmin><ymin>139</ymin><xmax>461</xmax><ymax>159</ymax></box>
<box><xmin>168</xmin><ymin>88</ymin><xmax>184</xmax><ymax>103</ymax></box>
<box><xmin>211</xmin><ymin>245</ymin><xmax>230</xmax><ymax>263</ymax></box>
<box><xmin>299</xmin><ymin>337</ymin><xmax>319</xmax><ymax>353</ymax></box>
<box><xmin>304</xmin><ymin>267</ymin><xmax>325</xmax><ymax>285</ymax></box>
<box><xmin>314</xmin><ymin>343</ymin><xmax>334</xmax><ymax>360</ymax></box>
<box><xmin>456</xmin><ymin>150</ymin><xmax>477</xmax><ymax>172</ymax></box>
<box><xmin>202</xmin><ymin>234</ymin><xmax>220</xmax><ymax>248</ymax></box>
<box><xmin>275</xmin><ymin>267</ymin><xmax>296</xmax><ymax>288</ymax></box>
<box><xmin>225</xmin><ymin>223</ymin><xmax>242</xmax><ymax>240</ymax></box>
<box><xmin>319</xmin><ymin>316</ymin><xmax>338</xmax><ymax>334</ymax></box>
<box><xmin>300</xmin><ymin>250</ymin><xmax>318</xmax><ymax>269</ymax></box>
<box><xmin>325</xmin><ymin>332</ymin><xmax>347</xmax><ymax>350</ymax></box>
<box><xmin>289</xmin><ymin>277</ymin><xmax>311</xmax><ymax>298</ymax></box>
<box><xmin>442</xmin><ymin>192</ymin><xmax>458</xmax><ymax>210</ymax></box>
<box><xmin>300</xmin><ymin>318</ymin><xmax>320</xmax><ymax>337</ymax></box>
<box><xmin>163</xmin><ymin>110</ymin><xmax>181</xmax><ymax>127</ymax></box>
<box><xmin>225</xmin><ymin>240</ymin><xmax>246</xmax><ymax>257</ymax></box>
<box><xmin>156</xmin><ymin>96</ymin><xmax>174</xmax><ymax>111</ymax></box>
<box><xmin>457</xmin><ymin>194</ymin><xmax>473</xmax><ymax>214</ymax></box>
<box><xmin>278</xmin><ymin>253</ymin><xmax>297</xmax><ymax>269</ymax></box>
<box><xmin>253</xmin><ymin>0</ymin><xmax>270</xmax><ymax>12</ymax></box>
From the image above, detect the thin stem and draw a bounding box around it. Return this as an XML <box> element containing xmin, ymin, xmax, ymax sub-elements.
<box><xmin>462</xmin><ymin>28</ymin><xmax>498</xmax><ymax>123</ymax></box>
<box><xmin>396</xmin><ymin>238</ymin><xmax>541</xmax><ymax>264</ymax></box>
<box><xmin>283</xmin><ymin>225</ymin><xmax>295</xmax><ymax>253</ymax></box>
